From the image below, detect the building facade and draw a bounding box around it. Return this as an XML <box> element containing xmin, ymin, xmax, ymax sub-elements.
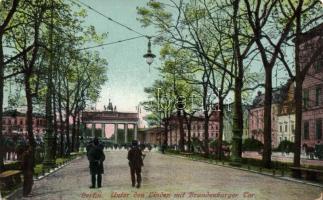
<box><xmin>138</xmin><ymin>127</ymin><xmax>164</xmax><ymax>145</ymax></box>
<box><xmin>167</xmin><ymin>110</ymin><xmax>220</xmax><ymax>146</ymax></box>
<box><xmin>276</xmin><ymin>81</ymin><xmax>295</xmax><ymax>144</ymax></box>
<box><xmin>223</xmin><ymin>103</ymin><xmax>250</xmax><ymax>142</ymax></box>
<box><xmin>2</xmin><ymin>110</ymin><xmax>46</xmax><ymax>137</ymax></box>
<box><xmin>249</xmin><ymin>81</ymin><xmax>294</xmax><ymax>148</ymax></box>
<box><xmin>300</xmin><ymin>23</ymin><xmax>323</xmax><ymax>148</ymax></box>
<box><xmin>277</xmin><ymin>114</ymin><xmax>295</xmax><ymax>143</ymax></box>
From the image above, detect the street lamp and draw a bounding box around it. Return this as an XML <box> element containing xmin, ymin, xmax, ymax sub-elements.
<box><xmin>143</xmin><ymin>36</ymin><xmax>156</xmax><ymax>68</ymax></box>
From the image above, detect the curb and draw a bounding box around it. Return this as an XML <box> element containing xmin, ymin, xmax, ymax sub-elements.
<box><xmin>33</xmin><ymin>156</ymin><xmax>82</xmax><ymax>181</ymax></box>
<box><xmin>4</xmin><ymin>155</ymin><xmax>84</xmax><ymax>200</ymax></box>
<box><xmin>166</xmin><ymin>153</ymin><xmax>323</xmax><ymax>188</ymax></box>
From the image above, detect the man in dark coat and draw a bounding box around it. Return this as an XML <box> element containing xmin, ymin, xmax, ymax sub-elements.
<box><xmin>22</xmin><ymin>145</ymin><xmax>33</xmax><ymax>197</ymax></box>
<box><xmin>127</xmin><ymin>140</ymin><xmax>145</xmax><ymax>188</ymax></box>
<box><xmin>87</xmin><ymin>137</ymin><xmax>105</xmax><ymax>188</ymax></box>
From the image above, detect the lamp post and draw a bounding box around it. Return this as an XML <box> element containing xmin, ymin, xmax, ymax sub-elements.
<box><xmin>143</xmin><ymin>36</ymin><xmax>156</xmax><ymax>70</ymax></box>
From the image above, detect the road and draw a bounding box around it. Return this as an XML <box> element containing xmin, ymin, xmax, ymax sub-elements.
<box><xmin>19</xmin><ymin>150</ymin><xmax>322</xmax><ymax>200</ymax></box>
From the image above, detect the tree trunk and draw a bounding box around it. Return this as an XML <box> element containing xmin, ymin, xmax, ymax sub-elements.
<box><xmin>76</xmin><ymin>112</ymin><xmax>81</xmax><ymax>152</ymax></box>
<box><xmin>71</xmin><ymin>115</ymin><xmax>76</xmax><ymax>152</ymax></box>
<box><xmin>203</xmin><ymin>112</ymin><xmax>210</xmax><ymax>157</ymax></box>
<box><xmin>165</xmin><ymin>120</ymin><xmax>170</xmax><ymax>146</ymax></box>
<box><xmin>232</xmin><ymin>77</ymin><xmax>243</xmax><ymax>159</ymax></box>
<box><xmin>183</xmin><ymin>111</ymin><xmax>192</xmax><ymax>152</ymax></box>
<box><xmin>203</xmin><ymin>81</ymin><xmax>210</xmax><ymax>157</ymax></box>
<box><xmin>24</xmin><ymin>71</ymin><xmax>35</xmax><ymax>195</ymax></box>
<box><xmin>52</xmin><ymin>89</ymin><xmax>57</xmax><ymax>158</ymax></box>
<box><xmin>0</xmin><ymin>35</ymin><xmax>5</xmax><ymax>172</ymax></box>
<box><xmin>177</xmin><ymin>111</ymin><xmax>185</xmax><ymax>152</ymax></box>
<box><xmin>58</xmin><ymin>83</ymin><xmax>64</xmax><ymax>157</ymax></box>
<box><xmin>65</xmin><ymin>99</ymin><xmax>70</xmax><ymax>155</ymax></box>
<box><xmin>262</xmin><ymin>67</ymin><xmax>273</xmax><ymax>168</ymax></box>
<box><xmin>217</xmin><ymin>99</ymin><xmax>224</xmax><ymax>160</ymax></box>
<box><xmin>230</xmin><ymin>0</ymin><xmax>243</xmax><ymax>164</ymax></box>
<box><xmin>293</xmin><ymin>77</ymin><xmax>303</xmax><ymax>170</ymax></box>
<box><xmin>293</xmin><ymin>11</ymin><xmax>302</xmax><ymax>169</ymax></box>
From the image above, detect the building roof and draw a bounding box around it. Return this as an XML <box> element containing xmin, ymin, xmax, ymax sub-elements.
<box><xmin>251</xmin><ymin>80</ymin><xmax>293</xmax><ymax>109</ymax></box>
<box><xmin>140</xmin><ymin>126</ymin><xmax>164</xmax><ymax>134</ymax></box>
<box><xmin>3</xmin><ymin>109</ymin><xmax>46</xmax><ymax>118</ymax></box>
<box><xmin>165</xmin><ymin>110</ymin><xmax>220</xmax><ymax>122</ymax></box>
<box><xmin>297</xmin><ymin>23</ymin><xmax>323</xmax><ymax>44</ymax></box>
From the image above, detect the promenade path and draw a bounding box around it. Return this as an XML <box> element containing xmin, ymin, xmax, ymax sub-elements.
<box><xmin>19</xmin><ymin>150</ymin><xmax>322</xmax><ymax>200</ymax></box>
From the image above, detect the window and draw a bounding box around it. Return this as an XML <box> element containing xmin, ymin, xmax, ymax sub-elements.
<box><xmin>285</xmin><ymin>123</ymin><xmax>288</xmax><ymax>132</ymax></box>
<box><xmin>303</xmin><ymin>89</ymin><xmax>309</xmax><ymax>108</ymax></box>
<box><xmin>291</xmin><ymin>124</ymin><xmax>295</xmax><ymax>133</ymax></box>
<box><xmin>280</xmin><ymin>124</ymin><xmax>282</xmax><ymax>132</ymax></box>
<box><xmin>316</xmin><ymin>119</ymin><xmax>322</xmax><ymax>140</ymax></box>
<box><xmin>316</xmin><ymin>87</ymin><xmax>321</xmax><ymax>106</ymax></box>
<box><xmin>303</xmin><ymin>121</ymin><xmax>309</xmax><ymax>140</ymax></box>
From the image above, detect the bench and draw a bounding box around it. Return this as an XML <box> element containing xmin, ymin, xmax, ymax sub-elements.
<box><xmin>0</xmin><ymin>170</ymin><xmax>22</xmax><ymax>190</ymax></box>
<box><xmin>290</xmin><ymin>167</ymin><xmax>323</xmax><ymax>181</ymax></box>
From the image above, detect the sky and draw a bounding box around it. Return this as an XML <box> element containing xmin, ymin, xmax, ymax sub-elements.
<box><xmin>3</xmin><ymin>0</ymin><xmax>291</xmax><ymax>113</ymax></box>
<box><xmin>76</xmin><ymin>0</ymin><xmax>162</xmax><ymax>114</ymax></box>
<box><xmin>76</xmin><ymin>0</ymin><xmax>292</xmax><ymax>114</ymax></box>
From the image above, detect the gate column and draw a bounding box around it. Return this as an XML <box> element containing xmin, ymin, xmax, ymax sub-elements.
<box><xmin>101</xmin><ymin>124</ymin><xmax>105</xmax><ymax>138</ymax></box>
<box><xmin>114</xmin><ymin>124</ymin><xmax>118</xmax><ymax>144</ymax></box>
<box><xmin>91</xmin><ymin>124</ymin><xmax>95</xmax><ymax>137</ymax></box>
<box><xmin>134</xmin><ymin>123</ymin><xmax>138</xmax><ymax>140</ymax></box>
<box><xmin>124</xmin><ymin>123</ymin><xmax>128</xmax><ymax>144</ymax></box>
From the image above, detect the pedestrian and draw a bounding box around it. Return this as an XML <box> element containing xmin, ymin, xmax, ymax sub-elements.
<box><xmin>87</xmin><ymin>137</ymin><xmax>105</xmax><ymax>188</ymax></box>
<box><xmin>22</xmin><ymin>145</ymin><xmax>33</xmax><ymax>197</ymax></box>
<box><xmin>127</xmin><ymin>140</ymin><xmax>145</xmax><ymax>188</ymax></box>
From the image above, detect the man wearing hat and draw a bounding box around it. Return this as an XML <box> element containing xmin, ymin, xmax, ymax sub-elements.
<box><xmin>127</xmin><ymin>140</ymin><xmax>145</xmax><ymax>188</ymax></box>
<box><xmin>87</xmin><ymin>137</ymin><xmax>105</xmax><ymax>188</ymax></box>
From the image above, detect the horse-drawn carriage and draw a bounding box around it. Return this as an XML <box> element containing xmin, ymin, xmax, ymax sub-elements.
<box><xmin>314</xmin><ymin>144</ymin><xmax>323</xmax><ymax>160</ymax></box>
<box><xmin>303</xmin><ymin>143</ymin><xmax>323</xmax><ymax>160</ymax></box>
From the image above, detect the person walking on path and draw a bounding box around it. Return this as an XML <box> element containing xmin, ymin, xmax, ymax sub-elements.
<box><xmin>87</xmin><ymin>137</ymin><xmax>105</xmax><ymax>188</ymax></box>
<box><xmin>127</xmin><ymin>140</ymin><xmax>145</xmax><ymax>188</ymax></box>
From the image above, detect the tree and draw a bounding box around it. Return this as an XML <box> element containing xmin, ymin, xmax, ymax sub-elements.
<box><xmin>141</xmin><ymin>79</ymin><xmax>176</xmax><ymax>147</ymax></box>
<box><xmin>273</xmin><ymin>0</ymin><xmax>323</xmax><ymax>168</ymax></box>
<box><xmin>1</xmin><ymin>0</ymin><xmax>108</xmax><ymax>194</ymax></box>
<box><xmin>159</xmin><ymin>44</ymin><xmax>201</xmax><ymax>152</ymax></box>
<box><xmin>137</xmin><ymin>0</ymin><xmax>257</xmax><ymax>161</ymax></box>
<box><xmin>4</xmin><ymin>0</ymin><xmax>52</xmax><ymax>195</ymax></box>
<box><xmin>242</xmin><ymin>0</ymin><xmax>304</xmax><ymax>168</ymax></box>
<box><xmin>0</xmin><ymin>0</ymin><xmax>20</xmax><ymax>172</ymax></box>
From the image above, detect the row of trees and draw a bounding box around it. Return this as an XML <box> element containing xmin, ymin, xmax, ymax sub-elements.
<box><xmin>0</xmin><ymin>0</ymin><xmax>108</xmax><ymax>196</ymax></box>
<box><xmin>138</xmin><ymin>0</ymin><xmax>323</xmax><ymax>168</ymax></box>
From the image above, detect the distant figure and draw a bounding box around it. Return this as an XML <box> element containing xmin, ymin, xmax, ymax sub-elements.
<box><xmin>161</xmin><ymin>142</ymin><xmax>166</xmax><ymax>154</ymax></box>
<box><xmin>22</xmin><ymin>145</ymin><xmax>33</xmax><ymax>197</ymax></box>
<box><xmin>127</xmin><ymin>140</ymin><xmax>145</xmax><ymax>188</ymax></box>
<box><xmin>87</xmin><ymin>137</ymin><xmax>105</xmax><ymax>188</ymax></box>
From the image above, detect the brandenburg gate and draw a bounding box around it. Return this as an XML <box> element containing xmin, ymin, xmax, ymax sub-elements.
<box><xmin>81</xmin><ymin>101</ymin><xmax>139</xmax><ymax>144</ymax></box>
